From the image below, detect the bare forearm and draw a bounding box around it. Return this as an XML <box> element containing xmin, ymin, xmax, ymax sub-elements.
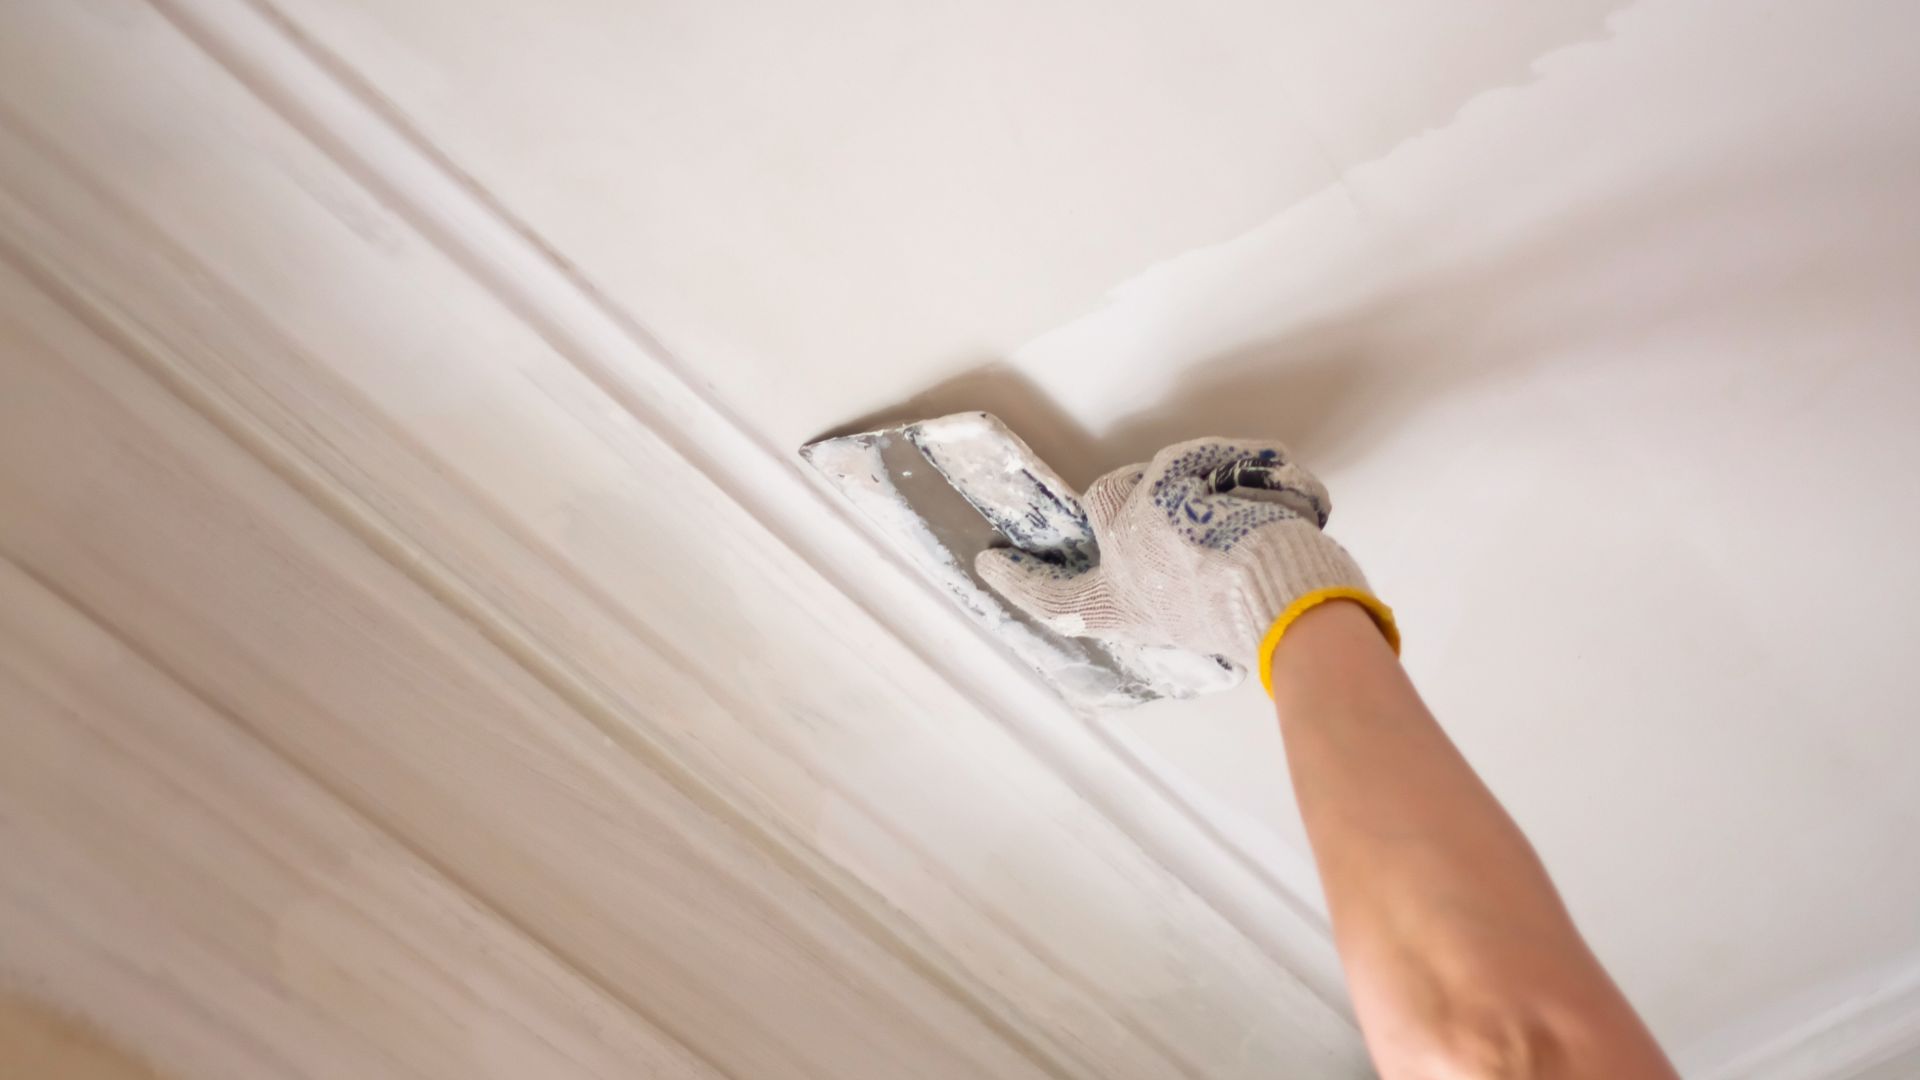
<box><xmin>1271</xmin><ymin>601</ymin><xmax>1677</xmax><ymax>1079</ymax></box>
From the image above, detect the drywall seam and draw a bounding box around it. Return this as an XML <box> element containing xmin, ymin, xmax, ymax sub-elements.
<box><xmin>143</xmin><ymin>0</ymin><xmax>1357</xmax><ymax>1020</ymax></box>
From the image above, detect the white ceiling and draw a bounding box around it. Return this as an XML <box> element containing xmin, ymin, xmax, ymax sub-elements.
<box><xmin>238</xmin><ymin>0</ymin><xmax>1920</xmax><ymax>1072</ymax></box>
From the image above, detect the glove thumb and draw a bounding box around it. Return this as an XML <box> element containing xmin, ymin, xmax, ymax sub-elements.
<box><xmin>974</xmin><ymin>548</ymin><xmax>1120</xmax><ymax>638</ymax></box>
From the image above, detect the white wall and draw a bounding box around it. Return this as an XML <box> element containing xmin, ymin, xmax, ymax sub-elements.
<box><xmin>49</xmin><ymin>0</ymin><xmax>1920</xmax><ymax>1073</ymax></box>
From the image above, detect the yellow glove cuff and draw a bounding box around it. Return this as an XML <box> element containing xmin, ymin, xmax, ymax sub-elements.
<box><xmin>1256</xmin><ymin>588</ymin><xmax>1400</xmax><ymax>697</ymax></box>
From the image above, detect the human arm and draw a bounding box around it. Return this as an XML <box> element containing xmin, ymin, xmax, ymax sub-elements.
<box><xmin>1271</xmin><ymin>599</ymin><xmax>1678</xmax><ymax>1079</ymax></box>
<box><xmin>975</xmin><ymin>436</ymin><xmax>1677</xmax><ymax>1078</ymax></box>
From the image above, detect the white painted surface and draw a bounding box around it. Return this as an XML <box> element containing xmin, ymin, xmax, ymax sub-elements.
<box><xmin>1007</xmin><ymin>1</ymin><xmax>1920</xmax><ymax>1062</ymax></box>
<box><xmin>252</xmin><ymin>0</ymin><xmax>1920</xmax><ymax>1072</ymax></box>
<box><xmin>0</xmin><ymin>0</ymin><xmax>1363</xmax><ymax>1075</ymax></box>
<box><xmin>1012</xmin><ymin>3</ymin><xmax>1920</xmax><ymax>1063</ymax></box>
<box><xmin>5</xmin><ymin>0</ymin><xmax>1918</xmax><ymax>1074</ymax></box>
<box><xmin>262</xmin><ymin>0</ymin><xmax>1623</xmax><ymax>451</ymax></box>
<box><xmin>1850</xmin><ymin>1045</ymin><xmax>1920</xmax><ymax>1080</ymax></box>
<box><xmin>1686</xmin><ymin>949</ymin><xmax>1920</xmax><ymax>1080</ymax></box>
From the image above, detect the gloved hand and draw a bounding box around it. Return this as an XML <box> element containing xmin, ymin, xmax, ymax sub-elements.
<box><xmin>975</xmin><ymin>437</ymin><xmax>1397</xmax><ymax>695</ymax></box>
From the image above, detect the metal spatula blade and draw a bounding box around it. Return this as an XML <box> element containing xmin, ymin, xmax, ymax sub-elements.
<box><xmin>801</xmin><ymin>411</ymin><xmax>1237</xmax><ymax>710</ymax></box>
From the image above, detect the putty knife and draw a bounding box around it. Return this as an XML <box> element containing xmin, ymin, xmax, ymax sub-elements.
<box><xmin>801</xmin><ymin>412</ymin><xmax>1238</xmax><ymax>710</ymax></box>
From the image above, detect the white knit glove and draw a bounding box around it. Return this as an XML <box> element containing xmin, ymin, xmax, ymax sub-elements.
<box><xmin>975</xmin><ymin>438</ymin><xmax>1397</xmax><ymax>694</ymax></box>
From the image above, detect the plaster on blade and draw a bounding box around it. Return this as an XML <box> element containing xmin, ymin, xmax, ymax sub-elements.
<box><xmin>801</xmin><ymin>411</ymin><xmax>1237</xmax><ymax>710</ymax></box>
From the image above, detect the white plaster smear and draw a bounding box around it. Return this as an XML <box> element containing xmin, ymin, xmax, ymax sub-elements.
<box><xmin>274</xmin><ymin>0</ymin><xmax>1627</xmax><ymax>454</ymax></box>
<box><xmin>1001</xmin><ymin>0</ymin><xmax>1920</xmax><ymax>1068</ymax></box>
